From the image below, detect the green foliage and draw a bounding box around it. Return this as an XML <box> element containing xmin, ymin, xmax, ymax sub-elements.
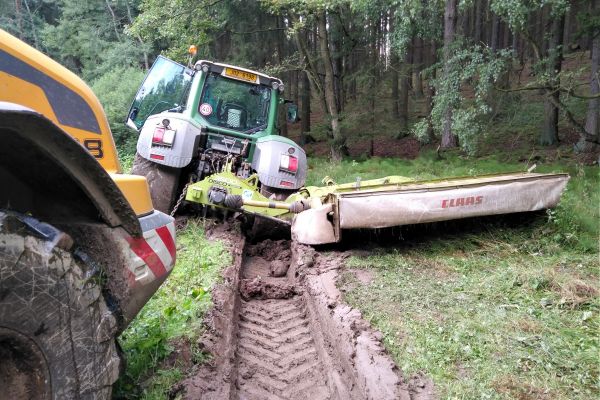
<box><xmin>114</xmin><ymin>220</ymin><xmax>231</xmax><ymax>399</ymax></box>
<box><xmin>128</xmin><ymin>0</ymin><xmax>217</xmax><ymax>62</ymax></box>
<box><xmin>41</xmin><ymin>0</ymin><xmax>145</xmax><ymax>81</ymax></box>
<box><xmin>91</xmin><ymin>67</ymin><xmax>145</xmax><ymax>158</ymax></box>
<box><xmin>387</xmin><ymin>0</ymin><xmax>444</xmax><ymax>56</ymax></box>
<box><xmin>490</xmin><ymin>0</ymin><xmax>570</xmax><ymax>32</ymax></box>
<box><xmin>413</xmin><ymin>43</ymin><xmax>512</xmax><ymax>154</ymax></box>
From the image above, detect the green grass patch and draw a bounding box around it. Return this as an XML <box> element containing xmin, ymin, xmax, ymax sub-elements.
<box><xmin>114</xmin><ymin>219</ymin><xmax>231</xmax><ymax>399</ymax></box>
<box><xmin>324</xmin><ymin>155</ymin><xmax>599</xmax><ymax>399</ymax></box>
<box><xmin>342</xmin><ymin>232</ymin><xmax>599</xmax><ymax>399</ymax></box>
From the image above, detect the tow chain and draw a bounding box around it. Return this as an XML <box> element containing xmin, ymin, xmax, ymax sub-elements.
<box><xmin>170</xmin><ymin>182</ymin><xmax>191</xmax><ymax>217</ymax></box>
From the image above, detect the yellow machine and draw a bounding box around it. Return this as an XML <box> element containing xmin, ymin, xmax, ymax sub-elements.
<box><xmin>0</xmin><ymin>29</ymin><xmax>176</xmax><ymax>399</ymax></box>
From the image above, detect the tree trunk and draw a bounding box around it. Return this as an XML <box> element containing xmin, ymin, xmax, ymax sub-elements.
<box><xmin>276</xmin><ymin>17</ymin><xmax>288</xmax><ymax>137</ymax></box>
<box><xmin>491</xmin><ymin>12</ymin><xmax>500</xmax><ymax>52</ymax></box>
<box><xmin>577</xmin><ymin>12</ymin><xmax>600</xmax><ymax>152</ymax></box>
<box><xmin>425</xmin><ymin>40</ymin><xmax>437</xmax><ymax>143</ymax></box>
<box><xmin>317</xmin><ymin>10</ymin><xmax>345</xmax><ymax>161</ymax></box>
<box><xmin>540</xmin><ymin>11</ymin><xmax>565</xmax><ymax>146</ymax></box>
<box><xmin>15</xmin><ymin>0</ymin><xmax>23</xmax><ymax>39</ymax></box>
<box><xmin>391</xmin><ymin>57</ymin><xmax>400</xmax><ymax>118</ymax></box>
<box><xmin>390</xmin><ymin>13</ymin><xmax>400</xmax><ymax>118</ymax></box>
<box><xmin>413</xmin><ymin>36</ymin><xmax>424</xmax><ymax>97</ymax></box>
<box><xmin>369</xmin><ymin>22</ymin><xmax>378</xmax><ymax>143</ymax></box>
<box><xmin>398</xmin><ymin>43</ymin><xmax>412</xmax><ymax>134</ymax></box>
<box><xmin>474</xmin><ymin>0</ymin><xmax>483</xmax><ymax>43</ymax></box>
<box><xmin>441</xmin><ymin>0</ymin><xmax>458</xmax><ymax>149</ymax></box>
<box><xmin>300</xmin><ymin>71</ymin><xmax>311</xmax><ymax>145</ymax></box>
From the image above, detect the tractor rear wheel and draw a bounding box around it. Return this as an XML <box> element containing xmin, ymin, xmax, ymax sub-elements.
<box><xmin>0</xmin><ymin>212</ymin><xmax>120</xmax><ymax>400</ymax></box>
<box><xmin>131</xmin><ymin>153</ymin><xmax>181</xmax><ymax>214</ymax></box>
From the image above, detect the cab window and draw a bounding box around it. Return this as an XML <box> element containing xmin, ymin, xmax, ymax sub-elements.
<box><xmin>199</xmin><ymin>73</ymin><xmax>271</xmax><ymax>133</ymax></box>
<box><xmin>127</xmin><ymin>56</ymin><xmax>192</xmax><ymax>130</ymax></box>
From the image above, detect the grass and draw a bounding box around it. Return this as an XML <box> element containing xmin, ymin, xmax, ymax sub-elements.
<box><xmin>319</xmin><ymin>155</ymin><xmax>599</xmax><ymax>399</ymax></box>
<box><xmin>113</xmin><ymin>219</ymin><xmax>231</xmax><ymax>399</ymax></box>
<box><xmin>342</xmin><ymin>236</ymin><xmax>598</xmax><ymax>399</ymax></box>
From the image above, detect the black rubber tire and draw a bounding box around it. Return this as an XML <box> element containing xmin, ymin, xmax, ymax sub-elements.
<box><xmin>131</xmin><ymin>152</ymin><xmax>181</xmax><ymax>214</ymax></box>
<box><xmin>0</xmin><ymin>212</ymin><xmax>120</xmax><ymax>400</ymax></box>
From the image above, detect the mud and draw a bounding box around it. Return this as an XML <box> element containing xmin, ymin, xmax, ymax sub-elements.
<box><xmin>176</xmin><ymin>222</ymin><xmax>435</xmax><ymax>400</ymax></box>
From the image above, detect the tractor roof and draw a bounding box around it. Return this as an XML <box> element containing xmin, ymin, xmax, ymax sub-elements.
<box><xmin>195</xmin><ymin>60</ymin><xmax>283</xmax><ymax>87</ymax></box>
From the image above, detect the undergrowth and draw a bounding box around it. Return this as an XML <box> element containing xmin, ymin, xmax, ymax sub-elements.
<box><xmin>114</xmin><ymin>220</ymin><xmax>231</xmax><ymax>399</ymax></box>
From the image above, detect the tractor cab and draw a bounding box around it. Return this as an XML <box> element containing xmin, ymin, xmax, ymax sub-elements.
<box><xmin>127</xmin><ymin>57</ymin><xmax>285</xmax><ymax>141</ymax></box>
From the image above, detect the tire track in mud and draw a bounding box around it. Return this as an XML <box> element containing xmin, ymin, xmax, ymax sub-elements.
<box><xmin>235</xmin><ymin>242</ymin><xmax>333</xmax><ymax>400</ymax></box>
<box><xmin>177</xmin><ymin>224</ymin><xmax>434</xmax><ymax>400</ymax></box>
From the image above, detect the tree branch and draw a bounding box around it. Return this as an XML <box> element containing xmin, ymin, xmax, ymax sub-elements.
<box><xmin>546</xmin><ymin>93</ymin><xmax>600</xmax><ymax>144</ymax></box>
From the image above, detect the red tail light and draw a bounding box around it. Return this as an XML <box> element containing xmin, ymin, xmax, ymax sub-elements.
<box><xmin>152</xmin><ymin>126</ymin><xmax>175</xmax><ymax>146</ymax></box>
<box><xmin>280</xmin><ymin>154</ymin><xmax>298</xmax><ymax>173</ymax></box>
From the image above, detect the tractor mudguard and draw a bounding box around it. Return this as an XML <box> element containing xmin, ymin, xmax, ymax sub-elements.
<box><xmin>251</xmin><ymin>135</ymin><xmax>307</xmax><ymax>190</ymax></box>
<box><xmin>136</xmin><ymin>113</ymin><xmax>202</xmax><ymax>168</ymax></box>
<box><xmin>0</xmin><ymin>103</ymin><xmax>141</xmax><ymax>236</ymax></box>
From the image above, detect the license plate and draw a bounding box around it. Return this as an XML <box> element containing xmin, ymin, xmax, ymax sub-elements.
<box><xmin>224</xmin><ymin>67</ymin><xmax>258</xmax><ymax>83</ymax></box>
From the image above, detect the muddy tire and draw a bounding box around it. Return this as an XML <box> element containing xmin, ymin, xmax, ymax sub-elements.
<box><xmin>131</xmin><ymin>152</ymin><xmax>181</xmax><ymax>214</ymax></box>
<box><xmin>0</xmin><ymin>212</ymin><xmax>120</xmax><ymax>400</ymax></box>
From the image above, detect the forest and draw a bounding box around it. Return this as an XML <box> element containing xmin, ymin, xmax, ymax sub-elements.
<box><xmin>2</xmin><ymin>1</ymin><xmax>598</xmax><ymax>399</ymax></box>
<box><xmin>2</xmin><ymin>0</ymin><xmax>599</xmax><ymax>162</ymax></box>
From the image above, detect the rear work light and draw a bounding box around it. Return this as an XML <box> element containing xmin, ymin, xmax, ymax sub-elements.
<box><xmin>280</xmin><ymin>154</ymin><xmax>298</xmax><ymax>173</ymax></box>
<box><xmin>152</xmin><ymin>126</ymin><xmax>176</xmax><ymax>147</ymax></box>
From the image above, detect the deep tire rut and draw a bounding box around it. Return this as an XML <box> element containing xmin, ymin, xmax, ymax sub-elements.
<box><xmin>235</xmin><ymin>242</ymin><xmax>334</xmax><ymax>400</ymax></box>
<box><xmin>177</xmin><ymin>228</ymin><xmax>433</xmax><ymax>400</ymax></box>
<box><xmin>236</xmin><ymin>299</ymin><xmax>330</xmax><ymax>400</ymax></box>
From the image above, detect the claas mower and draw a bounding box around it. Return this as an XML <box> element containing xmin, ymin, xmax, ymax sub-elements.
<box><xmin>128</xmin><ymin>54</ymin><xmax>569</xmax><ymax>245</ymax></box>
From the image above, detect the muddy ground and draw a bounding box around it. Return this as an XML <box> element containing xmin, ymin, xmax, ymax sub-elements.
<box><xmin>171</xmin><ymin>222</ymin><xmax>435</xmax><ymax>399</ymax></box>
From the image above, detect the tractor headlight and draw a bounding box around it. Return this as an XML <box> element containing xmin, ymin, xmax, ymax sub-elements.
<box><xmin>201</xmin><ymin>64</ymin><xmax>210</xmax><ymax>73</ymax></box>
<box><xmin>278</xmin><ymin>84</ymin><xmax>285</xmax><ymax>93</ymax></box>
<box><xmin>271</xmin><ymin>81</ymin><xmax>279</xmax><ymax>90</ymax></box>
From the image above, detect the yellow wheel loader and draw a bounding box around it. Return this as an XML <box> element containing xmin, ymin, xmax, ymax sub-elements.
<box><xmin>0</xmin><ymin>30</ymin><xmax>176</xmax><ymax>399</ymax></box>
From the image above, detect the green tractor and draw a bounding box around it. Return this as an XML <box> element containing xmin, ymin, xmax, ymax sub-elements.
<box><xmin>127</xmin><ymin>56</ymin><xmax>306</xmax><ymax>219</ymax></box>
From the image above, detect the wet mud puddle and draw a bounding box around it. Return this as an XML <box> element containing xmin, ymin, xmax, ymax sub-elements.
<box><xmin>235</xmin><ymin>241</ymin><xmax>333</xmax><ymax>400</ymax></box>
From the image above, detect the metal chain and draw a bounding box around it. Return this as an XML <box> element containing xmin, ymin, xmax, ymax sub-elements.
<box><xmin>170</xmin><ymin>182</ymin><xmax>191</xmax><ymax>217</ymax></box>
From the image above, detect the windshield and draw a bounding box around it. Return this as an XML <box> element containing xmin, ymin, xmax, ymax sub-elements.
<box><xmin>199</xmin><ymin>73</ymin><xmax>271</xmax><ymax>133</ymax></box>
<box><xmin>128</xmin><ymin>56</ymin><xmax>192</xmax><ymax>129</ymax></box>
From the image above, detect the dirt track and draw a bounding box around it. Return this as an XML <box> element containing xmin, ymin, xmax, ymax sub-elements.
<box><xmin>177</xmin><ymin>224</ymin><xmax>434</xmax><ymax>400</ymax></box>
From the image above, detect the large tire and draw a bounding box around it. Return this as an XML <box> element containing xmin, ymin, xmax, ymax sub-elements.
<box><xmin>0</xmin><ymin>212</ymin><xmax>120</xmax><ymax>400</ymax></box>
<box><xmin>131</xmin><ymin>152</ymin><xmax>181</xmax><ymax>214</ymax></box>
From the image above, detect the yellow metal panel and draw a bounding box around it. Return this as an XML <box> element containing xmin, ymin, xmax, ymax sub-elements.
<box><xmin>111</xmin><ymin>174</ymin><xmax>154</xmax><ymax>216</ymax></box>
<box><xmin>0</xmin><ymin>28</ymin><xmax>120</xmax><ymax>173</ymax></box>
<box><xmin>0</xmin><ymin>29</ymin><xmax>160</xmax><ymax>217</ymax></box>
